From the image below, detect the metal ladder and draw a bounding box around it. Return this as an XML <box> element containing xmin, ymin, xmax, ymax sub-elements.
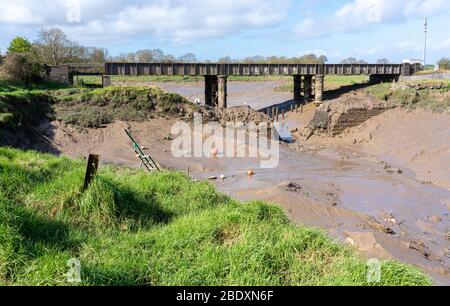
<box><xmin>124</xmin><ymin>129</ymin><xmax>160</xmax><ymax>172</ymax></box>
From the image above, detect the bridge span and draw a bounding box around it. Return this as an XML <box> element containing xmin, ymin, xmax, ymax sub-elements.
<box><xmin>49</xmin><ymin>62</ymin><xmax>422</xmax><ymax>108</ymax></box>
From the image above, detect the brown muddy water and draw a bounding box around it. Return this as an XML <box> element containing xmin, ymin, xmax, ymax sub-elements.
<box><xmin>35</xmin><ymin>81</ymin><xmax>450</xmax><ymax>284</ymax></box>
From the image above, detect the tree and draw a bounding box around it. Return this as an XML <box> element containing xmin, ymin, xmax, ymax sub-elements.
<box><xmin>178</xmin><ymin>53</ymin><xmax>197</xmax><ymax>63</ymax></box>
<box><xmin>135</xmin><ymin>50</ymin><xmax>154</xmax><ymax>62</ymax></box>
<box><xmin>0</xmin><ymin>52</ymin><xmax>43</xmax><ymax>84</ymax></box>
<box><xmin>340</xmin><ymin>57</ymin><xmax>358</xmax><ymax>64</ymax></box>
<box><xmin>377</xmin><ymin>58</ymin><xmax>390</xmax><ymax>64</ymax></box>
<box><xmin>8</xmin><ymin>37</ymin><xmax>32</xmax><ymax>53</ymax></box>
<box><xmin>437</xmin><ymin>57</ymin><xmax>450</xmax><ymax>69</ymax></box>
<box><xmin>34</xmin><ymin>28</ymin><xmax>82</xmax><ymax>65</ymax></box>
<box><xmin>218</xmin><ymin>56</ymin><xmax>233</xmax><ymax>63</ymax></box>
<box><xmin>86</xmin><ymin>47</ymin><xmax>109</xmax><ymax>63</ymax></box>
<box><xmin>152</xmin><ymin>49</ymin><xmax>165</xmax><ymax>62</ymax></box>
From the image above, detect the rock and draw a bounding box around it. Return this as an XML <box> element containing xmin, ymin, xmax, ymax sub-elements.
<box><xmin>407</xmin><ymin>239</ymin><xmax>430</xmax><ymax>259</ymax></box>
<box><xmin>285</xmin><ymin>182</ymin><xmax>302</xmax><ymax>192</ymax></box>
<box><xmin>344</xmin><ymin>231</ymin><xmax>393</xmax><ymax>259</ymax></box>
<box><xmin>208</xmin><ymin>176</ymin><xmax>217</xmax><ymax>180</ymax></box>
<box><xmin>430</xmin><ymin>215</ymin><xmax>442</xmax><ymax>223</ymax></box>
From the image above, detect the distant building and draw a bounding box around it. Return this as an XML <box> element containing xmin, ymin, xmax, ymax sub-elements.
<box><xmin>402</xmin><ymin>59</ymin><xmax>423</xmax><ymax>65</ymax></box>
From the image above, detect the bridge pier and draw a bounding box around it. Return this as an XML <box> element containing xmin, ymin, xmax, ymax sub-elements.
<box><xmin>315</xmin><ymin>75</ymin><xmax>324</xmax><ymax>102</ymax></box>
<box><xmin>293</xmin><ymin>75</ymin><xmax>302</xmax><ymax>102</ymax></box>
<box><xmin>205</xmin><ymin>75</ymin><xmax>218</xmax><ymax>107</ymax></box>
<box><xmin>204</xmin><ymin>75</ymin><xmax>227</xmax><ymax>108</ymax></box>
<box><xmin>217</xmin><ymin>75</ymin><xmax>228</xmax><ymax>108</ymax></box>
<box><xmin>303</xmin><ymin>75</ymin><xmax>313</xmax><ymax>102</ymax></box>
<box><xmin>102</xmin><ymin>75</ymin><xmax>111</xmax><ymax>87</ymax></box>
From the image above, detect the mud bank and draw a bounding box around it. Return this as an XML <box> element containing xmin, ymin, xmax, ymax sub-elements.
<box><xmin>21</xmin><ymin>112</ymin><xmax>449</xmax><ymax>284</ymax></box>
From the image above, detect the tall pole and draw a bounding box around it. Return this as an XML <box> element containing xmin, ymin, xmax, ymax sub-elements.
<box><xmin>423</xmin><ymin>18</ymin><xmax>428</xmax><ymax>67</ymax></box>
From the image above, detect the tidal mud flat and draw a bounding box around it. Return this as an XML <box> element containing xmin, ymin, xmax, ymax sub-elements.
<box><xmin>20</xmin><ymin>81</ymin><xmax>450</xmax><ymax>284</ymax></box>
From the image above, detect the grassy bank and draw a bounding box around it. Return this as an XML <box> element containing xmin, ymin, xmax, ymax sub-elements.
<box><xmin>0</xmin><ymin>80</ymin><xmax>201</xmax><ymax>129</ymax></box>
<box><xmin>274</xmin><ymin>75</ymin><xmax>369</xmax><ymax>92</ymax></box>
<box><xmin>0</xmin><ymin>80</ymin><xmax>56</xmax><ymax>130</ymax></box>
<box><xmin>366</xmin><ymin>80</ymin><xmax>450</xmax><ymax>113</ymax></box>
<box><xmin>76</xmin><ymin>75</ymin><xmax>295</xmax><ymax>86</ymax></box>
<box><xmin>52</xmin><ymin>86</ymin><xmax>199</xmax><ymax>128</ymax></box>
<box><xmin>0</xmin><ymin>148</ymin><xmax>432</xmax><ymax>286</ymax></box>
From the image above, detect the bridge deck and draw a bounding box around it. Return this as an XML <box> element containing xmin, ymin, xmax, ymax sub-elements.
<box><xmin>104</xmin><ymin>63</ymin><xmax>402</xmax><ymax>76</ymax></box>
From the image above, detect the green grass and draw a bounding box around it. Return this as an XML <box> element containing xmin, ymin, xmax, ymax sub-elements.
<box><xmin>52</xmin><ymin>86</ymin><xmax>199</xmax><ymax>128</ymax></box>
<box><xmin>366</xmin><ymin>80</ymin><xmax>450</xmax><ymax>113</ymax></box>
<box><xmin>275</xmin><ymin>75</ymin><xmax>369</xmax><ymax>92</ymax></box>
<box><xmin>76</xmin><ymin>75</ymin><xmax>295</xmax><ymax>86</ymax></box>
<box><xmin>0</xmin><ymin>148</ymin><xmax>432</xmax><ymax>286</ymax></box>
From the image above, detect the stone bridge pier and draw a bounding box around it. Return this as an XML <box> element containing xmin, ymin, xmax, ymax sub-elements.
<box><xmin>293</xmin><ymin>74</ymin><xmax>323</xmax><ymax>104</ymax></box>
<box><xmin>205</xmin><ymin>75</ymin><xmax>227</xmax><ymax>108</ymax></box>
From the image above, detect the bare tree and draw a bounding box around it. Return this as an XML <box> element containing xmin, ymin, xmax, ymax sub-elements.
<box><xmin>135</xmin><ymin>50</ymin><xmax>154</xmax><ymax>62</ymax></box>
<box><xmin>377</xmin><ymin>58</ymin><xmax>390</xmax><ymax>64</ymax></box>
<box><xmin>178</xmin><ymin>53</ymin><xmax>197</xmax><ymax>63</ymax></box>
<box><xmin>34</xmin><ymin>28</ymin><xmax>79</xmax><ymax>65</ymax></box>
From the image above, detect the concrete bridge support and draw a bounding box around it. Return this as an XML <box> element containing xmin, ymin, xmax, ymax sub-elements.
<box><xmin>315</xmin><ymin>75</ymin><xmax>324</xmax><ymax>102</ymax></box>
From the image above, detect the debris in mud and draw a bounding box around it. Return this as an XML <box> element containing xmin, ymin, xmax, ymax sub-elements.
<box><xmin>208</xmin><ymin>176</ymin><xmax>218</xmax><ymax>180</ymax></box>
<box><xmin>384</xmin><ymin>213</ymin><xmax>399</xmax><ymax>225</ymax></box>
<box><xmin>407</xmin><ymin>239</ymin><xmax>430</xmax><ymax>259</ymax></box>
<box><xmin>285</xmin><ymin>182</ymin><xmax>302</xmax><ymax>192</ymax></box>
<box><xmin>367</xmin><ymin>216</ymin><xmax>396</xmax><ymax>235</ymax></box>
<box><xmin>429</xmin><ymin>215</ymin><xmax>442</xmax><ymax>223</ymax></box>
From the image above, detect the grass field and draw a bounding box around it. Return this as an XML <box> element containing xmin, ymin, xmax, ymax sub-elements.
<box><xmin>75</xmin><ymin>75</ymin><xmax>294</xmax><ymax>86</ymax></box>
<box><xmin>0</xmin><ymin>148</ymin><xmax>432</xmax><ymax>286</ymax></box>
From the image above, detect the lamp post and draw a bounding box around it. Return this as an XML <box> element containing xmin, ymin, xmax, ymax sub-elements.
<box><xmin>423</xmin><ymin>18</ymin><xmax>428</xmax><ymax>67</ymax></box>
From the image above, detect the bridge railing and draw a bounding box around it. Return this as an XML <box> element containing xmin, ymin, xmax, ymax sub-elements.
<box><xmin>104</xmin><ymin>62</ymin><xmax>402</xmax><ymax>76</ymax></box>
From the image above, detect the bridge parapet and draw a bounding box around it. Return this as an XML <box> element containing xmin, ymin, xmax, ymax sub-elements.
<box><xmin>104</xmin><ymin>62</ymin><xmax>403</xmax><ymax>76</ymax></box>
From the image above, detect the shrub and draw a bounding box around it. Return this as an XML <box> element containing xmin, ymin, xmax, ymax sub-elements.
<box><xmin>0</xmin><ymin>53</ymin><xmax>43</xmax><ymax>84</ymax></box>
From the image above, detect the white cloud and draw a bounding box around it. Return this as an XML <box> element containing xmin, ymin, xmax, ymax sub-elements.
<box><xmin>0</xmin><ymin>0</ymin><xmax>291</xmax><ymax>43</ymax></box>
<box><xmin>431</xmin><ymin>38</ymin><xmax>450</xmax><ymax>50</ymax></box>
<box><xmin>294</xmin><ymin>0</ymin><xmax>449</xmax><ymax>39</ymax></box>
<box><xmin>0</xmin><ymin>2</ymin><xmax>45</xmax><ymax>24</ymax></box>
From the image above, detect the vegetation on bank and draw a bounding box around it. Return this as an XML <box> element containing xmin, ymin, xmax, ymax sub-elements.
<box><xmin>52</xmin><ymin>86</ymin><xmax>198</xmax><ymax>128</ymax></box>
<box><xmin>0</xmin><ymin>148</ymin><xmax>432</xmax><ymax>286</ymax></box>
<box><xmin>274</xmin><ymin>75</ymin><xmax>369</xmax><ymax>92</ymax></box>
<box><xmin>366</xmin><ymin>80</ymin><xmax>450</xmax><ymax>113</ymax></box>
<box><xmin>75</xmin><ymin>75</ymin><xmax>294</xmax><ymax>86</ymax></box>
<box><xmin>0</xmin><ymin>80</ymin><xmax>199</xmax><ymax>129</ymax></box>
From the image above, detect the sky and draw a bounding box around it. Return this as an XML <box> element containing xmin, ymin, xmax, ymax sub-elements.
<box><xmin>0</xmin><ymin>0</ymin><xmax>449</xmax><ymax>64</ymax></box>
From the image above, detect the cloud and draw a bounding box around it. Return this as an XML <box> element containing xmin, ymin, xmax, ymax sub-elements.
<box><xmin>293</xmin><ymin>0</ymin><xmax>449</xmax><ymax>39</ymax></box>
<box><xmin>431</xmin><ymin>37</ymin><xmax>450</xmax><ymax>50</ymax></box>
<box><xmin>0</xmin><ymin>0</ymin><xmax>291</xmax><ymax>43</ymax></box>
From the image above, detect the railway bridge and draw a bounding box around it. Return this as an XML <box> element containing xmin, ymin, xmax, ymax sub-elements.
<box><xmin>49</xmin><ymin>62</ymin><xmax>422</xmax><ymax>108</ymax></box>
